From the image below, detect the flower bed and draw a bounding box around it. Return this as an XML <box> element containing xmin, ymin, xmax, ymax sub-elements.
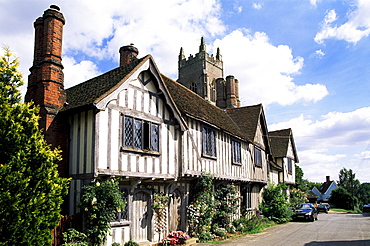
<box><xmin>161</xmin><ymin>231</ymin><xmax>191</xmax><ymax>245</ymax></box>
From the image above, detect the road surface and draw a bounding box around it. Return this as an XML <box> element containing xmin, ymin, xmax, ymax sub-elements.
<box><xmin>196</xmin><ymin>212</ymin><xmax>370</xmax><ymax>246</ymax></box>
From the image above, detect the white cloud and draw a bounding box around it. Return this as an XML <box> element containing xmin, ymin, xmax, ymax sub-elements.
<box><xmin>59</xmin><ymin>0</ymin><xmax>225</xmax><ymax>78</ymax></box>
<box><xmin>252</xmin><ymin>3</ymin><xmax>262</xmax><ymax>10</ymax></box>
<box><xmin>213</xmin><ymin>29</ymin><xmax>328</xmax><ymax>106</ymax></box>
<box><xmin>298</xmin><ymin>149</ymin><xmax>345</xmax><ymax>181</ymax></box>
<box><xmin>63</xmin><ymin>56</ymin><xmax>100</xmax><ymax>89</ymax></box>
<box><xmin>315</xmin><ymin>1</ymin><xmax>370</xmax><ymax>44</ymax></box>
<box><xmin>314</xmin><ymin>49</ymin><xmax>325</xmax><ymax>58</ymax></box>
<box><xmin>269</xmin><ymin>107</ymin><xmax>370</xmax><ymax>182</ymax></box>
<box><xmin>270</xmin><ymin>107</ymin><xmax>370</xmax><ymax>150</ymax></box>
<box><xmin>1</xmin><ymin>0</ymin><xmax>328</xmax><ymax>107</ymax></box>
<box><xmin>310</xmin><ymin>0</ymin><xmax>318</xmax><ymax>7</ymax></box>
<box><xmin>0</xmin><ymin>0</ymin><xmax>226</xmax><ymax>91</ymax></box>
<box><xmin>356</xmin><ymin>150</ymin><xmax>370</xmax><ymax>160</ymax></box>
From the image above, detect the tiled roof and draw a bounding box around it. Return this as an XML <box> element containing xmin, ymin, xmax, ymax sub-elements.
<box><xmin>319</xmin><ymin>181</ymin><xmax>334</xmax><ymax>194</ymax></box>
<box><xmin>161</xmin><ymin>75</ymin><xmax>246</xmax><ymax>140</ymax></box>
<box><xmin>225</xmin><ymin>105</ymin><xmax>263</xmax><ymax>141</ymax></box>
<box><xmin>269</xmin><ymin>129</ymin><xmax>291</xmax><ymax>158</ymax></box>
<box><xmin>63</xmin><ymin>56</ymin><xmax>146</xmax><ymax>111</ymax></box>
<box><xmin>269</xmin><ymin>128</ymin><xmax>299</xmax><ymax>163</ymax></box>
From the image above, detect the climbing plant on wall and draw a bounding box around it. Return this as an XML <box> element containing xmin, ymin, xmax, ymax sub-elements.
<box><xmin>79</xmin><ymin>179</ymin><xmax>126</xmax><ymax>246</ymax></box>
<box><xmin>213</xmin><ymin>183</ymin><xmax>240</xmax><ymax>233</ymax></box>
<box><xmin>187</xmin><ymin>174</ymin><xmax>216</xmax><ymax>240</ymax></box>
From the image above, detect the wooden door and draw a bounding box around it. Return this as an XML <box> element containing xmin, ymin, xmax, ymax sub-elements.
<box><xmin>169</xmin><ymin>189</ymin><xmax>182</xmax><ymax>231</ymax></box>
<box><xmin>132</xmin><ymin>191</ymin><xmax>151</xmax><ymax>242</ymax></box>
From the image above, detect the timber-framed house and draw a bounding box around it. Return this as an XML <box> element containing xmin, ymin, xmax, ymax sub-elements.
<box><xmin>25</xmin><ymin>5</ymin><xmax>297</xmax><ymax>245</ymax></box>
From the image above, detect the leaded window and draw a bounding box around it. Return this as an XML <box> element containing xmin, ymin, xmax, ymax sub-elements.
<box><xmin>151</xmin><ymin>124</ymin><xmax>159</xmax><ymax>151</ymax></box>
<box><xmin>123</xmin><ymin>116</ymin><xmax>159</xmax><ymax>152</ymax></box>
<box><xmin>254</xmin><ymin>146</ymin><xmax>262</xmax><ymax>167</ymax></box>
<box><xmin>133</xmin><ymin>119</ymin><xmax>142</xmax><ymax>148</ymax></box>
<box><xmin>202</xmin><ymin>127</ymin><xmax>216</xmax><ymax>157</ymax></box>
<box><xmin>124</xmin><ymin>117</ymin><xmax>133</xmax><ymax>147</ymax></box>
<box><xmin>232</xmin><ymin>140</ymin><xmax>241</xmax><ymax>164</ymax></box>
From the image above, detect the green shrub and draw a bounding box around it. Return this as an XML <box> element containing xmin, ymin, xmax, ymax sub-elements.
<box><xmin>199</xmin><ymin>232</ymin><xmax>214</xmax><ymax>242</ymax></box>
<box><xmin>260</xmin><ymin>183</ymin><xmax>293</xmax><ymax>223</ymax></box>
<box><xmin>124</xmin><ymin>240</ymin><xmax>138</xmax><ymax>246</ymax></box>
<box><xmin>79</xmin><ymin>179</ymin><xmax>126</xmax><ymax>246</ymax></box>
<box><xmin>213</xmin><ymin>227</ymin><xmax>227</xmax><ymax>237</ymax></box>
<box><xmin>62</xmin><ymin>228</ymin><xmax>88</xmax><ymax>246</ymax></box>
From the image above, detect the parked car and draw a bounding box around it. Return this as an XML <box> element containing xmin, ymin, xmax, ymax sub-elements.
<box><xmin>321</xmin><ymin>203</ymin><xmax>330</xmax><ymax>211</ymax></box>
<box><xmin>317</xmin><ymin>204</ymin><xmax>328</xmax><ymax>213</ymax></box>
<box><xmin>363</xmin><ymin>204</ymin><xmax>370</xmax><ymax>212</ymax></box>
<box><xmin>292</xmin><ymin>203</ymin><xmax>318</xmax><ymax>222</ymax></box>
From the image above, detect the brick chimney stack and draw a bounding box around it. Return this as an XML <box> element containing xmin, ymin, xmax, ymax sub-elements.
<box><xmin>26</xmin><ymin>5</ymin><xmax>66</xmax><ymax>129</ymax></box>
<box><xmin>326</xmin><ymin>176</ymin><xmax>330</xmax><ymax>182</ymax></box>
<box><xmin>225</xmin><ymin>76</ymin><xmax>240</xmax><ymax>108</ymax></box>
<box><xmin>119</xmin><ymin>44</ymin><xmax>138</xmax><ymax>66</ymax></box>
<box><xmin>25</xmin><ymin>5</ymin><xmax>68</xmax><ymax>177</ymax></box>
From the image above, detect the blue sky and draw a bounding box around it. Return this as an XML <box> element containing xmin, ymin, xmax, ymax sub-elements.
<box><xmin>1</xmin><ymin>0</ymin><xmax>370</xmax><ymax>183</ymax></box>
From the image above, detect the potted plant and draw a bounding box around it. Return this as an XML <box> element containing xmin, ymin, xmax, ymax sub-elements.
<box><xmin>153</xmin><ymin>192</ymin><xmax>169</xmax><ymax>213</ymax></box>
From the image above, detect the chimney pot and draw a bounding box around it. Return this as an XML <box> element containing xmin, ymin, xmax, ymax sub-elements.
<box><xmin>50</xmin><ymin>5</ymin><xmax>60</xmax><ymax>11</ymax></box>
<box><xmin>119</xmin><ymin>45</ymin><xmax>139</xmax><ymax>66</ymax></box>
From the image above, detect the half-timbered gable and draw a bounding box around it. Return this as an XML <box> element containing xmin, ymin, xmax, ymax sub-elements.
<box><xmin>226</xmin><ymin>105</ymin><xmax>271</xmax><ymax>183</ymax></box>
<box><xmin>269</xmin><ymin>128</ymin><xmax>299</xmax><ymax>185</ymax></box>
<box><xmin>62</xmin><ymin>55</ymin><xmax>190</xmax><ymax>243</ymax></box>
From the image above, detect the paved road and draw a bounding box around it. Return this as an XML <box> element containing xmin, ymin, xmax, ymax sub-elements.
<box><xmin>196</xmin><ymin>212</ymin><xmax>370</xmax><ymax>246</ymax></box>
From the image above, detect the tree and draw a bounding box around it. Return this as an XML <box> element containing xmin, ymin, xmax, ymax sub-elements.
<box><xmin>294</xmin><ymin>164</ymin><xmax>309</xmax><ymax>192</ymax></box>
<box><xmin>260</xmin><ymin>183</ymin><xmax>293</xmax><ymax>223</ymax></box>
<box><xmin>357</xmin><ymin>183</ymin><xmax>370</xmax><ymax>206</ymax></box>
<box><xmin>338</xmin><ymin>167</ymin><xmax>360</xmax><ymax>197</ymax></box>
<box><xmin>289</xmin><ymin>188</ymin><xmax>308</xmax><ymax>208</ymax></box>
<box><xmin>329</xmin><ymin>186</ymin><xmax>358</xmax><ymax>210</ymax></box>
<box><xmin>0</xmin><ymin>46</ymin><xmax>70</xmax><ymax>245</ymax></box>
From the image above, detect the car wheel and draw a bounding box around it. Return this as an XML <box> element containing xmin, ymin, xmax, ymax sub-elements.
<box><xmin>310</xmin><ymin>217</ymin><xmax>314</xmax><ymax>222</ymax></box>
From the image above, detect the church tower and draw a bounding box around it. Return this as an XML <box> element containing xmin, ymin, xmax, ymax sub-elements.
<box><xmin>177</xmin><ymin>38</ymin><xmax>240</xmax><ymax>108</ymax></box>
<box><xmin>177</xmin><ymin>37</ymin><xmax>223</xmax><ymax>105</ymax></box>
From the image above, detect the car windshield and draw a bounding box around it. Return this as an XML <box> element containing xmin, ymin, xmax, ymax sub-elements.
<box><xmin>318</xmin><ymin>205</ymin><xmax>326</xmax><ymax>208</ymax></box>
<box><xmin>297</xmin><ymin>204</ymin><xmax>312</xmax><ymax>210</ymax></box>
